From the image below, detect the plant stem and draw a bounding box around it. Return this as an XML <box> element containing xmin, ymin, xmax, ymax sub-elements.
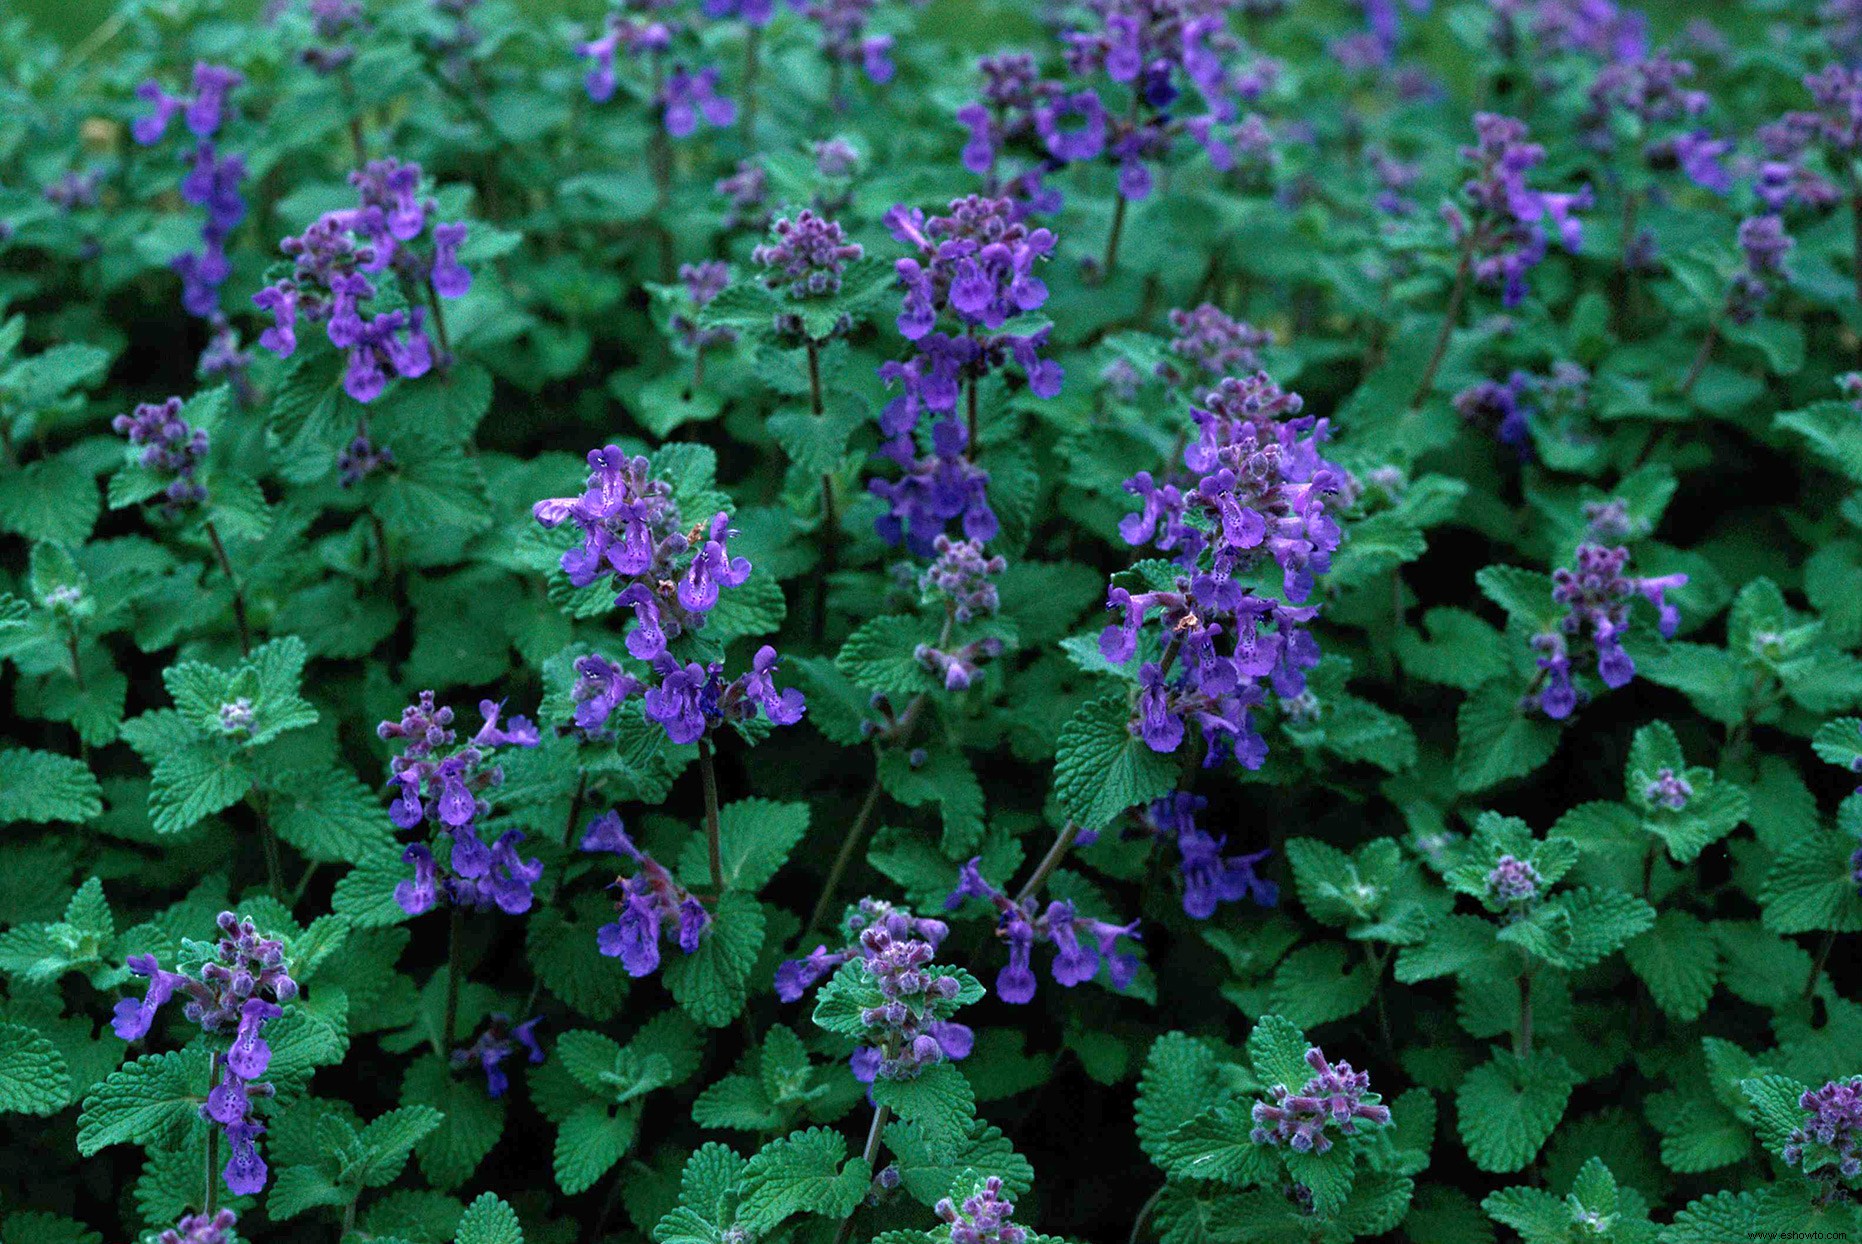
<box><xmin>442</xmin><ymin>905</ymin><xmax>464</xmax><ymax>1053</ymax></box>
<box><xmin>832</xmin><ymin>1105</ymin><xmax>892</xmax><ymax>1244</ymax></box>
<box><xmin>1014</xmin><ymin>821</ymin><xmax>1081</xmax><ymax>907</ymax></box>
<box><xmin>1806</xmin><ymin>928</ymin><xmax>1838</xmax><ymax>999</ymax></box>
<box><xmin>965</xmin><ymin>368</ymin><xmax>979</xmax><ymax>449</ymax></box>
<box><xmin>1851</xmin><ymin>170</ymin><xmax>1862</xmax><ymax>366</ymax></box>
<box><xmin>1101</xmin><ymin>193</ymin><xmax>1129</xmax><ymax>278</ymax></box>
<box><xmin>426</xmin><ymin>279</ymin><xmax>454</xmax><ymax>367</ymax></box>
<box><xmin>251</xmin><ymin>792</ymin><xmax>283</xmax><ymax>900</ymax></box>
<box><xmin>204</xmin><ymin>520</ymin><xmax>252</xmax><ymax>656</ymax></box>
<box><xmin>1514</xmin><ymin>969</ymin><xmax>1533</xmax><ymax>1058</ymax></box>
<box><xmin>698</xmin><ymin>736</ymin><xmax>724</xmax><ymax>896</ymax></box>
<box><xmin>741</xmin><ymin>25</ymin><xmax>762</xmax><ymax>141</ymax></box>
<box><xmin>807</xmin><ymin>337</ymin><xmax>837</xmax><ymax>643</ymax></box>
<box><xmin>203</xmin><ymin>1052</ymin><xmax>219</xmax><ymax>1213</ymax></box>
<box><xmin>343</xmin><ymin>1197</ymin><xmax>359</xmax><ymax>1237</ymax></box>
<box><xmin>1678</xmin><ymin>310</ymin><xmax>1721</xmax><ymax>399</ymax></box>
<box><xmin>63</xmin><ymin>618</ymin><xmax>85</xmax><ymax>690</ymax></box>
<box><xmin>563</xmin><ymin>773</ymin><xmax>589</xmax><ymax>849</ymax></box>
<box><xmin>1613</xmin><ymin>187</ymin><xmax>1640</xmax><ymax>335</ymax></box>
<box><xmin>339</xmin><ymin>70</ymin><xmax>368</xmax><ymax>168</ymax></box>
<box><xmin>804</xmin><ymin>774</ymin><xmax>883</xmax><ymax>938</ymax></box>
<box><xmin>1129</xmin><ymin>1184</ymin><xmax>1166</xmax><ymax>1244</ymax></box>
<box><xmin>1409</xmin><ymin>246</ymin><xmax>1472</xmax><ymax>410</ymax></box>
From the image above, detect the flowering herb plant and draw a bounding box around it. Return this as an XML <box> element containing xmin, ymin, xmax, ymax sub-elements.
<box><xmin>4</xmin><ymin>1</ymin><xmax>1862</xmax><ymax>1243</ymax></box>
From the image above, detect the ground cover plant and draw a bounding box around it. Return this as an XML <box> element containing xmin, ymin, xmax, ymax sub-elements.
<box><xmin>5</xmin><ymin>0</ymin><xmax>1862</xmax><ymax>1241</ymax></box>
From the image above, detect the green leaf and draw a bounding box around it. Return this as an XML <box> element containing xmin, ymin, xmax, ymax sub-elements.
<box><xmin>0</xmin><ymin>1023</ymin><xmax>70</xmax><ymax>1115</ymax></box>
<box><xmin>1247</xmin><ymin>1014</ymin><xmax>1313</xmax><ymax>1091</ymax></box>
<box><xmin>0</xmin><ymin>457</ymin><xmax>98</xmax><ymax>544</ymax></box>
<box><xmin>403</xmin><ymin>1054</ymin><xmax>503</xmax><ymax>1191</ymax></box>
<box><xmin>737</xmin><ymin>1128</ymin><xmax>871</xmax><ymax>1232</ymax></box>
<box><xmin>1136</xmin><ymin>1032</ymin><xmax>1228</xmax><ymax>1163</ymax></box>
<box><xmin>1455</xmin><ymin>681</ymin><xmax>1560</xmax><ymax>792</ymax></box>
<box><xmin>870</xmin><ymin>1063</ymin><xmax>976</xmax><ymax>1151</ymax></box>
<box><xmin>1053</xmin><ymin>693</ymin><xmax>1180</xmax><ymax>831</ymax></box>
<box><xmin>1155</xmin><ymin>1101</ymin><xmax>1276</xmax><ymax>1186</ymax></box>
<box><xmin>147</xmin><ymin>739</ymin><xmax>252</xmax><ymax>835</ymax></box>
<box><xmin>1625</xmin><ymin>911</ymin><xmax>1719</xmax><ymax>1021</ymax></box>
<box><xmin>676</xmin><ymin>798</ymin><xmax>808</xmax><ymax>894</ymax></box>
<box><xmin>77</xmin><ymin>1048</ymin><xmax>211</xmax><ymax>1156</ymax></box>
<box><xmin>886</xmin><ymin>1118</ymin><xmax>1034</xmax><ymax>1209</ymax></box>
<box><xmin>0</xmin><ymin>749</ymin><xmax>101</xmax><ymax>824</ymax></box>
<box><xmin>1285</xmin><ymin>1146</ymin><xmax>1355</xmax><ymax>1216</ymax></box>
<box><xmin>836</xmin><ymin>616</ymin><xmax>942</xmax><ymax>695</ymax></box>
<box><xmin>554</xmin><ymin>1103</ymin><xmax>635</xmax><ymax>1195</ymax></box>
<box><xmin>455</xmin><ymin>1192</ymin><xmax>524</xmax><ymax>1244</ymax></box>
<box><xmin>1475</xmin><ymin>566</ymin><xmax>1559</xmax><ymax>630</ymax></box>
<box><xmin>1760</xmin><ymin>832</ymin><xmax>1862</xmax><ymax>933</ymax></box>
<box><xmin>663</xmin><ymin>892</ymin><xmax>766</xmax><ymax>1028</ymax></box>
<box><xmin>352</xmin><ymin>1106</ymin><xmax>445</xmax><ymax>1187</ymax></box>
<box><xmin>1455</xmin><ymin>1049</ymin><xmax>1577</xmax><ymax>1173</ymax></box>
<box><xmin>1812</xmin><ymin>718</ymin><xmax>1862</xmax><ymax>770</ymax></box>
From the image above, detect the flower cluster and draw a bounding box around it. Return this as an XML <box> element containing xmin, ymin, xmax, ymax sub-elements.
<box><xmin>1782</xmin><ymin>1077</ymin><xmax>1862</xmax><ymax>1187</ymax></box>
<box><xmin>753</xmin><ymin>209</ymin><xmax>865</xmax><ymax>299</ymax></box>
<box><xmin>1160</xmin><ymin>303</ymin><xmax>1273</xmax><ymax>388</ymax></box>
<box><xmin>158</xmin><ymin>1210</ymin><xmax>239</xmax><ymax>1244</ymax></box>
<box><xmin>1249</xmin><ymin>1045</ymin><xmax>1393</xmax><ymax>1154</ymax></box>
<box><xmin>112</xmin><ymin>397</ymin><xmax>210</xmax><ymax>514</ymax></box>
<box><xmin>452</xmin><ymin>1013</ymin><xmax>545</xmax><ymax>1098</ymax></box>
<box><xmin>113</xmin><ymin>913</ymin><xmax>299</xmax><ymax>1196</ymax></box>
<box><xmin>298</xmin><ymin>0</ymin><xmax>366</xmax><ymax>74</ymax></box>
<box><xmin>337</xmin><ymin>434</ymin><xmax>395</xmax><ymax>487</ymax></box>
<box><xmin>42</xmin><ymin>169</ymin><xmax>101</xmax><ymax>212</ymax></box>
<box><xmin>716</xmin><ymin>159</ymin><xmax>771</xmax><ymax>229</ymax></box>
<box><xmin>776</xmin><ymin>897</ymin><xmax>949</xmax><ymax>1000</ymax></box>
<box><xmin>917</xmin><ymin>635</ymin><xmax>1005</xmax><ymax>691</ymax></box>
<box><xmin>847</xmin><ymin>916</ymin><xmax>974</xmax><ymax>1082</ymax></box>
<box><xmin>1484</xmin><ymin>854</ymin><xmax>1541</xmax><ymax>907</ymax></box>
<box><xmin>1138</xmin><ymin>793</ymin><xmax>1276</xmax><ymax>919</ymax></box>
<box><xmin>580</xmin><ymin>811</ymin><xmax>709</xmax><ymax>977</ymax></box>
<box><xmin>133</xmin><ymin>63</ymin><xmax>248</xmax><ymax>319</ymax></box>
<box><xmin>1099</xmin><ymin>571</ymin><xmax>1319</xmax><ymax>769</ymax></box>
<box><xmin>1454</xmin><ymin>373</ymin><xmax>1532</xmax><ymax>457</ymax></box>
<box><xmin>1445</xmin><ymin>113</ymin><xmax>1592</xmax><ymax>307</ymax></box>
<box><xmin>791</xmin><ymin>0</ymin><xmax>902</xmax><ymax>92</ymax></box>
<box><xmin>670</xmin><ymin>261</ymin><xmax>738</xmax><ymax>359</ymax></box>
<box><xmin>577</xmin><ymin>9</ymin><xmax>736</xmax><ymax>136</ymax></box>
<box><xmin>946</xmin><ymin>858</ymin><xmax>1140</xmax><ymax>1003</ymax></box>
<box><xmin>919</xmin><ymin>534</ymin><xmax>1006</xmax><ymax>623</ymax></box>
<box><xmin>1725</xmin><ymin>214</ymin><xmax>1793</xmax><ymax>325</ymax></box>
<box><xmin>252</xmin><ymin>158</ymin><xmax>471</xmax><ymax>402</ymax></box>
<box><xmin>1583</xmin><ymin>49</ymin><xmax>1729</xmax><ymax>193</ymax></box>
<box><xmin>1643</xmin><ymin>767</ymin><xmax>1692</xmax><ymax>810</ymax></box>
<box><xmin>1053</xmin><ymin>0</ymin><xmax>1278</xmax><ymax>198</ymax></box>
<box><xmin>1124</xmin><ymin>371</ymin><xmax>1342</xmax><ymax>601</ymax></box>
<box><xmin>1532</xmin><ymin>543</ymin><xmax>1687</xmax><ymax>719</ymax></box>
<box><xmin>533</xmin><ymin>447</ymin><xmax>754</xmax><ymax>660</ymax></box>
<box><xmin>379</xmin><ymin>692</ymin><xmax>543</xmax><ymax>916</ymax></box>
<box><xmin>936</xmin><ymin>1176</ymin><xmax>1028</xmax><ymax>1244</ymax></box>
<box><xmin>955</xmin><ymin>53</ymin><xmax>1069</xmax><ymax>209</ymax></box>
<box><xmin>568</xmin><ymin>645</ymin><xmax>805</xmax><ymax>745</ymax></box>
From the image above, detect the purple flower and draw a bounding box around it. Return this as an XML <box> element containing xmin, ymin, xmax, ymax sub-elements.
<box><xmin>582</xmin><ymin>812</ymin><xmax>709</xmax><ymax>977</ymax></box>
<box><xmin>1250</xmin><ymin>1045</ymin><xmax>1392</xmax><ymax>1154</ymax></box>
<box><xmin>1161</xmin><ymin>304</ymin><xmax>1272</xmax><ymax>388</ymax></box>
<box><xmin>935</xmin><ymin>1176</ymin><xmax>1028</xmax><ymax>1244</ymax></box>
<box><xmin>111</xmin><ymin>914</ymin><xmax>296</xmax><ymax>1196</ymax></box>
<box><xmin>753</xmin><ymin>209</ymin><xmax>865</xmax><ymax>299</ymax></box>
<box><xmin>1533</xmin><ymin>544</ymin><xmax>1687</xmax><ymax>718</ymax></box>
<box><xmin>844</xmin><ymin>915</ymin><xmax>970</xmax><ymax>1081</ymax></box>
<box><xmin>1454</xmin><ymin>373</ymin><xmax>1533</xmax><ymax>457</ymax></box>
<box><xmin>251</xmin><ymin>158</ymin><xmax>468</xmax><ymax>402</ymax></box>
<box><xmin>157</xmin><ymin>1209</ymin><xmax>239</xmax><ymax>1244</ymax></box>
<box><xmin>379</xmin><ymin>692</ymin><xmax>540</xmax><ymax>914</ymax></box>
<box><xmin>1783</xmin><ymin>1077</ymin><xmax>1862</xmax><ymax>1186</ymax></box>
<box><xmin>1444</xmin><ymin>114</ymin><xmax>1591</xmax><ymax>307</ymax></box>
<box><xmin>1140</xmin><ymin>794</ymin><xmax>1277</xmax><ymax>918</ymax></box>
<box><xmin>944</xmin><ymin>858</ymin><xmax>1140</xmax><ymax>1003</ymax></box>
<box><xmin>1485</xmin><ymin>855</ymin><xmax>1541</xmax><ymax>906</ymax></box>
<box><xmin>451</xmin><ymin>1013</ymin><xmax>545</xmax><ymax>1098</ymax></box>
<box><xmin>919</xmin><ymin>535</ymin><xmax>1006</xmax><ymax>622</ymax></box>
<box><xmin>112</xmin><ymin>397</ymin><xmax>209</xmax><ymax>514</ymax></box>
<box><xmin>1643</xmin><ymin>767</ymin><xmax>1693</xmax><ymax>810</ymax></box>
<box><xmin>663</xmin><ymin>66</ymin><xmax>737</xmax><ymax>136</ymax></box>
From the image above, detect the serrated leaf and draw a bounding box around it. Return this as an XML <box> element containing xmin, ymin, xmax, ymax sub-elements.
<box><xmin>0</xmin><ymin>749</ymin><xmax>101</xmax><ymax>825</ymax></box>
<box><xmin>1054</xmin><ymin>693</ymin><xmax>1180</xmax><ymax>831</ymax></box>
<box><xmin>77</xmin><ymin>1048</ymin><xmax>211</xmax><ymax>1156</ymax></box>
<box><xmin>455</xmin><ymin>1192</ymin><xmax>523</xmax><ymax>1244</ymax></box>
<box><xmin>663</xmin><ymin>892</ymin><xmax>765</xmax><ymax>1028</ymax></box>
<box><xmin>0</xmin><ymin>1023</ymin><xmax>70</xmax><ymax>1115</ymax></box>
<box><xmin>1455</xmin><ymin>1049</ymin><xmax>1576</xmax><ymax>1173</ymax></box>
<box><xmin>738</xmin><ymin>1128</ymin><xmax>871</xmax><ymax>1232</ymax></box>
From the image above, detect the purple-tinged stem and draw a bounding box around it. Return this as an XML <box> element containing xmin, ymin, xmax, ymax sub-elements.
<box><xmin>1409</xmin><ymin>246</ymin><xmax>1472</xmax><ymax>410</ymax></box>
<box><xmin>204</xmin><ymin>520</ymin><xmax>252</xmax><ymax>656</ymax></box>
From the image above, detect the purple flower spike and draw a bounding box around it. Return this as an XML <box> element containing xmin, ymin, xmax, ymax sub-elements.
<box><xmin>586</xmin><ymin>810</ymin><xmax>710</xmax><ymax>977</ymax></box>
<box><xmin>1250</xmin><ymin>1043</ymin><xmax>1392</xmax><ymax>1155</ymax></box>
<box><xmin>944</xmin><ymin>858</ymin><xmax>1140</xmax><ymax>1004</ymax></box>
<box><xmin>1531</xmin><ymin>544</ymin><xmax>1686</xmax><ymax>718</ymax></box>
